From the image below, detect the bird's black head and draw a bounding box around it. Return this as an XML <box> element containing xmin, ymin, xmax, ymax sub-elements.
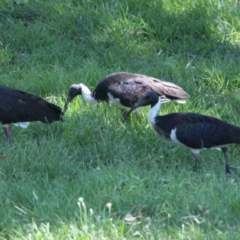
<box><xmin>138</xmin><ymin>91</ymin><xmax>159</xmax><ymax>108</ymax></box>
<box><xmin>67</xmin><ymin>84</ymin><xmax>83</xmax><ymax>102</ymax></box>
<box><xmin>122</xmin><ymin>91</ymin><xmax>160</xmax><ymax>122</ymax></box>
<box><xmin>63</xmin><ymin>84</ymin><xmax>82</xmax><ymax>113</ymax></box>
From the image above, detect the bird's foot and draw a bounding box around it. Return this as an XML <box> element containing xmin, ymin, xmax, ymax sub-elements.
<box><xmin>6</xmin><ymin>135</ymin><xmax>13</xmax><ymax>143</ymax></box>
<box><xmin>225</xmin><ymin>164</ymin><xmax>237</xmax><ymax>174</ymax></box>
<box><xmin>5</xmin><ymin>133</ymin><xmax>14</xmax><ymax>143</ymax></box>
<box><xmin>193</xmin><ymin>163</ymin><xmax>200</xmax><ymax>172</ymax></box>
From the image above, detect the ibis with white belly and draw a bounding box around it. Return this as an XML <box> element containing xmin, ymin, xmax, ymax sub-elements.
<box><xmin>63</xmin><ymin>72</ymin><xmax>190</xmax><ymax>115</ymax></box>
<box><xmin>122</xmin><ymin>91</ymin><xmax>240</xmax><ymax>173</ymax></box>
<box><xmin>0</xmin><ymin>85</ymin><xmax>63</xmax><ymax>142</ymax></box>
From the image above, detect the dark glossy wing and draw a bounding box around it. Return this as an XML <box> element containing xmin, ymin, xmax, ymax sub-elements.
<box><xmin>174</xmin><ymin>113</ymin><xmax>240</xmax><ymax>149</ymax></box>
<box><xmin>0</xmin><ymin>85</ymin><xmax>63</xmax><ymax>124</ymax></box>
<box><xmin>106</xmin><ymin>73</ymin><xmax>189</xmax><ymax>107</ymax></box>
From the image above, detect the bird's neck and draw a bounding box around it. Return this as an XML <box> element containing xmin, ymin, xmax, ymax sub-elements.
<box><xmin>148</xmin><ymin>98</ymin><xmax>161</xmax><ymax>125</ymax></box>
<box><xmin>81</xmin><ymin>84</ymin><xmax>97</xmax><ymax>104</ymax></box>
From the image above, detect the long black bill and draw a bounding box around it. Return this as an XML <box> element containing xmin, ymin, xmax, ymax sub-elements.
<box><xmin>63</xmin><ymin>97</ymin><xmax>71</xmax><ymax>113</ymax></box>
<box><xmin>122</xmin><ymin>103</ymin><xmax>140</xmax><ymax>123</ymax></box>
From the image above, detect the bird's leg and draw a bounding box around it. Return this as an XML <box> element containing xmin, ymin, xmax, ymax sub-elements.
<box><xmin>193</xmin><ymin>153</ymin><xmax>200</xmax><ymax>171</ymax></box>
<box><xmin>221</xmin><ymin>147</ymin><xmax>236</xmax><ymax>174</ymax></box>
<box><xmin>2</xmin><ymin>125</ymin><xmax>13</xmax><ymax>143</ymax></box>
<box><xmin>120</xmin><ymin>109</ymin><xmax>128</xmax><ymax>120</ymax></box>
<box><xmin>222</xmin><ymin>147</ymin><xmax>230</xmax><ymax>173</ymax></box>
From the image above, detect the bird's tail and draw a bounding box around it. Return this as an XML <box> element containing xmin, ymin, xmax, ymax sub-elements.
<box><xmin>25</xmin><ymin>97</ymin><xmax>63</xmax><ymax>124</ymax></box>
<box><xmin>38</xmin><ymin>101</ymin><xmax>63</xmax><ymax>123</ymax></box>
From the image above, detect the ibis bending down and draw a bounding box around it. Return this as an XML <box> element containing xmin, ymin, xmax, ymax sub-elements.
<box><xmin>63</xmin><ymin>72</ymin><xmax>190</xmax><ymax>115</ymax></box>
<box><xmin>0</xmin><ymin>85</ymin><xmax>63</xmax><ymax>142</ymax></box>
<box><xmin>122</xmin><ymin>91</ymin><xmax>240</xmax><ymax>173</ymax></box>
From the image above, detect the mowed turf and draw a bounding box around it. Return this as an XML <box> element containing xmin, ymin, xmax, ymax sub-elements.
<box><xmin>1</xmin><ymin>0</ymin><xmax>240</xmax><ymax>239</ymax></box>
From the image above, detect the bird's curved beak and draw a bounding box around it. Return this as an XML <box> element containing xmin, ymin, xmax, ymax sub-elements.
<box><xmin>122</xmin><ymin>96</ymin><xmax>151</xmax><ymax>122</ymax></box>
<box><xmin>63</xmin><ymin>96</ymin><xmax>72</xmax><ymax>113</ymax></box>
<box><xmin>122</xmin><ymin>102</ymin><xmax>140</xmax><ymax>123</ymax></box>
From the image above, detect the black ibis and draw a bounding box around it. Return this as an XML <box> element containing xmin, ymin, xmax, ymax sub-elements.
<box><xmin>122</xmin><ymin>91</ymin><xmax>240</xmax><ymax>173</ymax></box>
<box><xmin>63</xmin><ymin>72</ymin><xmax>190</xmax><ymax>115</ymax></box>
<box><xmin>0</xmin><ymin>85</ymin><xmax>63</xmax><ymax>142</ymax></box>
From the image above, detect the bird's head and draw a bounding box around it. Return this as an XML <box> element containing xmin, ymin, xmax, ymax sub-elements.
<box><xmin>122</xmin><ymin>91</ymin><xmax>160</xmax><ymax>122</ymax></box>
<box><xmin>63</xmin><ymin>84</ymin><xmax>83</xmax><ymax>113</ymax></box>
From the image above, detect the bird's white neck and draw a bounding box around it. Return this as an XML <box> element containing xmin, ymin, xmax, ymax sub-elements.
<box><xmin>80</xmin><ymin>84</ymin><xmax>97</xmax><ymax>104</ymax></box>
<box><xmin>148</xmin><ymin>97</ymin><xmax>161</xmax><ymax>125</ymax></box>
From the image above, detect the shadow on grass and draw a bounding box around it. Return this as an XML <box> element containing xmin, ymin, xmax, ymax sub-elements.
<box><xmin>1</xmin><ymin>1</ymin><xmax>240</xmax><ymax>59</ymax></box>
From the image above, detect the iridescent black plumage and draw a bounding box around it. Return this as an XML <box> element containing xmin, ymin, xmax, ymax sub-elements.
<box><xmin>123</xmin><ymin>91</ymin><xmax>240</xmax><ymax>173</ymax></box>
<box><xmin>64</xmin><ymin>72</ymin><xmax>190</xmax><ymax>114</ymax></box>
<box><xmin>0</xmin><ymin>85</ymin><xmax>63</xmax><ymax>141</ymax></box>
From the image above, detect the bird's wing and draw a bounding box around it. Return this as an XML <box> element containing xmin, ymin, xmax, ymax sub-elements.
<box><xmin>107</xmin><ymin>76</ymin><xmax>152</xmax><ymax>107</ymax></box>
<box><xmin>175</xmin><ymin>114</ymin><xmax>240</xmax><ymax>149</ymax></box>
<box><xmin>149</xmin><ymin>78</ymin><xmax>190</xmax><ymax>100</ymax></box>
<box><xmin>108</xmin><ymin>75</ymin><xmax>189</xmax><ymax>107</ymax></box>
<box><xmin>0</xmin><ymin>85</ymin><xmax>63</xmax><ymax>124</ymax></box>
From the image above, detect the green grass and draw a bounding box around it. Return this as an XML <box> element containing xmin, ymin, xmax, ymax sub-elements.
<box><xmin>1</xmin><ymin>0</ymin><xmax>240</xmax><ymax>239</ymax></box>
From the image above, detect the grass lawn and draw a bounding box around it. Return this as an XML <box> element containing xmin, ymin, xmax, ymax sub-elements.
<box><xmin>1</xmin><ymin>0</ymin><xmax>240</xmax><ymax>239</ymax></box>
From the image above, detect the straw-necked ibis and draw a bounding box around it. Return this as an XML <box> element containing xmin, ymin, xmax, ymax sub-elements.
<box><xmin>0</xmin><ymin>85</ymin><xmax>63</xmax><ymax>142</ymax></box>
<box><xmin>122</xmin><ymin>91</ymin><xmax>240</xmax><ymax>173</ymax></box>
<box><xmin>64</xmin><ymin>72</ymin><xmax>190</xmax><ymax>116</ymax></box>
